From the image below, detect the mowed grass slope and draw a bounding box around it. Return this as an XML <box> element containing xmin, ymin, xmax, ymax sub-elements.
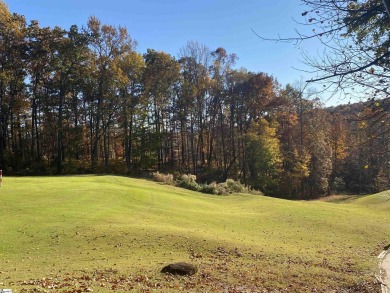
<box><xmin>0</xmin><ymin>176</ymin><xmax>389</xmax><ymax>292</ymax></box>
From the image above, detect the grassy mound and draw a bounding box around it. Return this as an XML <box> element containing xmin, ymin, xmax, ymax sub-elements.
<box><xmin>0</xmin><ymin>176</ymin><xmax>388</xmax><ymax>292</ymax></box>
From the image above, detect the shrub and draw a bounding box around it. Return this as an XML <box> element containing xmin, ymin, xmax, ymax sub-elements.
<box><xmin>199</xmin><ymin>182</ymin><xmax>217</xmax><ymax>194</ymax></box>
<box><xmin>199</xmin><ymin>181</ymin><xmax>233</xmax><ymax>195</ymax></box>
<box><xmin>176</xmin><ymin>174</ymin><xmax>200</xmax><ymax>191</ymax></box>
<box><xmin>153</xmin><ymin>172</ymin><xmax>257</xmax><ymax>196</ymax></box>
<box><xmin>198</xmin><ymin>179</ymin><xmax>250</xmax><ymax>195</ymax></box>
<box><xmin>226</xmin><ymin>179</ymin><xmax>245</xmax><ymax>193</ymax></box>
<box><xmin>211</xmin><ymin>182</ymin><xmax>231</xmax><ymax>195</ymax></box>
<box><xmin>152</xmin><ymin>171</ymin><xmax>175</xmax><ymax>185</ymax></box>
<box><xmin>247</xmin><ymin>188</ymin><xmax>264</xmax><ymax>196</ymax></box>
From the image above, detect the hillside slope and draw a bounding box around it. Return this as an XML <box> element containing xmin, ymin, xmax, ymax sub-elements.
<box><xmin>0</xmin><ymin>176</ymin><xmax>388</xmax><ymax>292</ymax></box>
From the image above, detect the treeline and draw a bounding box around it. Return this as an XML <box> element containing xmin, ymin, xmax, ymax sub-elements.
<box><xmin>0</xmin><ymin>3</ymin><xmax>389</xmax><ymax>198</ymax></box>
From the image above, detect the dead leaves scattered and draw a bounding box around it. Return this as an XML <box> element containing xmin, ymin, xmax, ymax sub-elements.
<box><xmin>16</xmin><ymin>246</ymin><xmax>378</xmax><ymax>292</ymax></box>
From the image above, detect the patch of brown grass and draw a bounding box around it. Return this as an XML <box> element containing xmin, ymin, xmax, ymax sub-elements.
<box><xmin>315</xmin><ymin>194</ymin><xmax>360</xmax><ymax>203</ymax></box>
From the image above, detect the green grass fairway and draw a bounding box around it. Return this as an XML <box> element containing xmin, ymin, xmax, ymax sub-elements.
<box><xmin>1</xmin><ymin>176</ymin><xmax>389</xmax><ymax>292</ymax></box>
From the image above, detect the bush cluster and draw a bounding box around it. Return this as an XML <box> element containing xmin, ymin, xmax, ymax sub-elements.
<box><xmin>152</xmin><ymin>171</ymin><xmax>174</xmax><ymax>185</ymax></box>
<box><xmin>151</xmin><ymin>172</ymin><xmax>255</xmax><ymax>195</ymax></box>
<box><xmin>176</xmin><ymin>174</ymin><xmax>199</xmax><ymax>191</ymax></box>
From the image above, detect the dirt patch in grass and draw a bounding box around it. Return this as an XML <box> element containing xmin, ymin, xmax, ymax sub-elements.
<box><xmin>315</xmin><ymin>194</ymin><xmax>361</xmax><ymax>203</ymax></box>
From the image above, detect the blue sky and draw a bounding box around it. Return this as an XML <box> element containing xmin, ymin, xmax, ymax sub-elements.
<box><xmin>5</xmin><ymin>0</ymin><xmax>328</xmax><ymax>99</ymax></box>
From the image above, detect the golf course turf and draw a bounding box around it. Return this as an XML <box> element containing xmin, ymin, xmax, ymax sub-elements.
<box><xmin>0</xmin><ymin>175</ymin><xmax>389</xmax><ymax>292</ymax></box>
